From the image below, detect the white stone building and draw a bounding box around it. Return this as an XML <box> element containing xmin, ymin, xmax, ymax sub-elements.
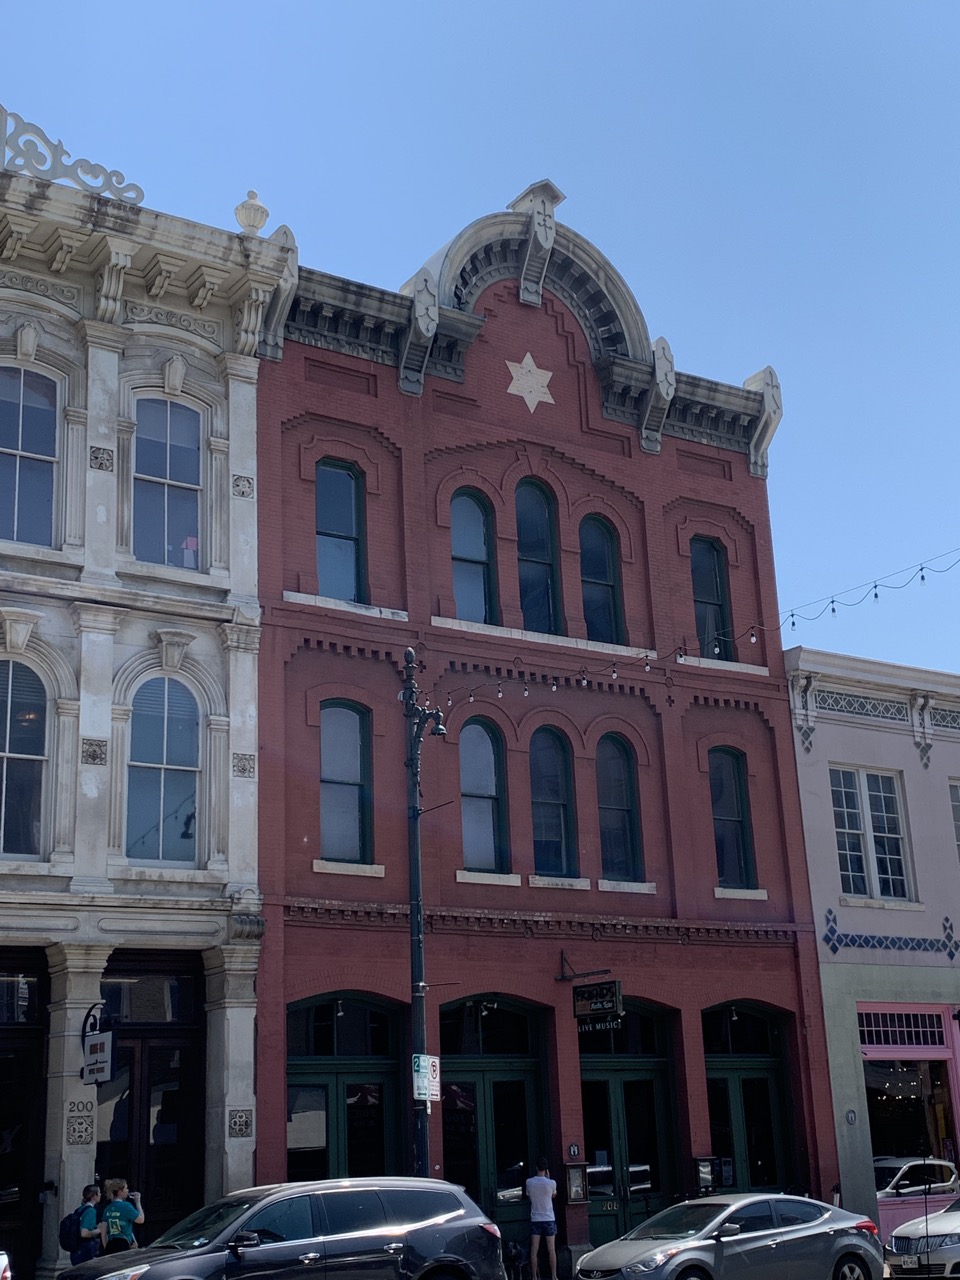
<box><xmin>0</xmin><ymin>107</ymin><xmax>294</xmax><ymax>1277</ymax></box>
<box><xmin>786</xmin><ymin>646</ymin><xmax>960</xmax><ymax>1238</ymax></box>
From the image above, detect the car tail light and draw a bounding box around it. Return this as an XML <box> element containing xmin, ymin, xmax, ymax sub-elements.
<box><xmin>855</xmin><ymin>1219</ymin><xmax>879</xmax><ymax>1236</ymax></box>
<box><xmin>482</xmin><ymin>1223</ymin><xmax>502</xmax><ymax>1238</ymax></box>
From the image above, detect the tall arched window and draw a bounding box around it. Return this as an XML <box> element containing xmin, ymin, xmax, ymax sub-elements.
<box><xmin>0</xmin><ymin>659</ymin><xmax>46</xmax><ymax>857</ymax></box>
<box><xmin>127</xmin><ymin>676</ymin><xmax>200</xmax><ymax>861</ymax></box>
<box><xmin>708</xmin><ymin>747</ymin><xmax>755</xmax><ymax>889</ymax></box>
<box><xmin>516</xmin><ymin>482</ymin><xmax>561</xmax><ymax>635</ymax></box>
<box><xmin>451</xmin><ymin>491</ymin><xmax>497</xmax><ymax>624</ymax></box>
<box><xmin>316</xmin><ymin>461</ymin><xmax>366</xmax><ymax>603</ymax></box>
<box><xmin>459</xmin><ymin>720</ymin><xmax>508</xmax><ymax>872</ymax></box>
<box><xmin>691</xmin><ymin>537</ymin><xmax>733</xmax><ymax>660</ymax></box>
<box><xmin>320</xmin><ymin>702</ymin><xmax>371</xmax><ymax>862</ymax></box>
<box><xmin>579</xmin><ymin>517</ymin><xmax>623</xmax><ymax>644</ymax></box>
<box><xmin>530</xmin><ymin>728</ymin><xmax>576</xmax><ymax>876</ymax></box>
<box><xmin>133</xmin><ymin>398</ymin><xmax>202</xmax><ymax>569</ymax></box>
<box><xmin>596</xmin><ymin>734</ymin><xmax>642</xmax><ymax>881</ymax></box>
<box><xmin>0</xmin><ymin>367</ymin><xmax>57</xmax><ymax>548</ymax></box>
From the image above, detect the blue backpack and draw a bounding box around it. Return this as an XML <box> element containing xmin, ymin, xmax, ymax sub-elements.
<box><xmin>58</xmin><ymin>1205</ymin><xmax>84</xmax><ymax>1254</ymax></box>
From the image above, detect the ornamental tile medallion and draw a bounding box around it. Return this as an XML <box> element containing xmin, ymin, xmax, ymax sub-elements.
<box><xmin>233</xmin><ymin>752</ymin><xmax>256</xmax><ymax>779</ymax></box>
<box><xmin>228</xmin><ymin>1107</ymin><xmax>254</xmax><ymax>1139</ymax></box>
<box><xmin>81</xmin><ymin>738</ymin><xmax>108</xmax><ymax>766</ymax></box>
<box><xmin>66</xmin><ymin>1114</ymin><xmax>94</xmax><ymax>1145</ymax></box>
<box><xmin>232</xmin><ymin>474</ymin><xmax>254</xmax><ymax>499</ymax></box>
<box><xmin>505</xmin><ymin>352</ymin><xmax>554</xmax><ymax>413</ymax></box>
<box><xmin>89</xmin><ymin>447</ymin><xmax>114</xmax><ymax>472</ymax></box>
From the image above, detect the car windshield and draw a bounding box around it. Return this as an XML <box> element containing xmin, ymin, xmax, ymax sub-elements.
<box><xmin>151</xmin><ymin>1196</ymin><xmax>261</xmax><ymax>1248</ymax></box>
<box><xmin>625</xmin><ymin>1203</ymin><xmax>730</xmax><ymax>1240</ymax></box>
<box><xmin>874</xmin><ymin>1165</ymin><xmax>902</xmax><ymax>1191</ymax></box>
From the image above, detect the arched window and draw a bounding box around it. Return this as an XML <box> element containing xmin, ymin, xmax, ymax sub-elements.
<box><xmin>459</xmin><ymin>720</ymin><xmax>508</xmax><ymax>872</ymax></box>
<box><xmin>0</xmin><ymin>367</ymin><xmax>57</xmax><ymax>548</ymax></box>
<box><xmin>127</xmin><ymin>677</ymin><xmax>200</xmax><ymax>861</ymax></box>
<box><xmin>133</xmin><ymin>398</ymin><xmax>202</xmax><ymax>569</ymax></box>
<box><xmin>530</xmin><ymin>728</ymin><xmax>576</xmax><ymax>876</ymax></box>
<box><xmin>708</xmin><ymin>747</ymin><xmax>755</xmax><ymax>888</ymax></box>
<box><xmin>0</xmin><ymin>659</ymin><xmax>46</xmax><ymax>857</ymax></box>
<box><xmin>691</xmin><ymin>537</ymin><xmax>733</xmax><ymax>660</ymax></box>
<box><xmin>596</xmin><ymin>734</ymin><xmax>642</xmax><ymax>881</ymax></box>
<box><xmin>320</xmin><ymin>703</ymin><xmax>371</xmax><ymax>862</ymax></box>
<box><xmin>516</xmin><ymin>482</ymin><xmax>561</xmax><ymax>635</ymax></box>
<box><xmin>579</xmin><ymin>517</ymin><xmax>623</xmax><ymax>644</ymax></box>
<box><xmin>316</xmin><ymin>461</ymin><xmax>365</xmax><ymax>603</ymax></box>
<box><xmin>451</xmin><ymin>491</ymin><xmax>497</xmax><ymax>624</ymax></box>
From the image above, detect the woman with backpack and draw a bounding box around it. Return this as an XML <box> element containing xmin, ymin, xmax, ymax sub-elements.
<box><xmin>62</xmin><ymin>1184</ymin><xmax>101</xmax><ymax>1264</ymax></box>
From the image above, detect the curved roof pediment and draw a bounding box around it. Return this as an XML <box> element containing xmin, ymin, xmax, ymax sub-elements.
<box><xmin>401</xmin><ymin>181</ymin><xmax>652</xmax><ymax>365</ymax></box>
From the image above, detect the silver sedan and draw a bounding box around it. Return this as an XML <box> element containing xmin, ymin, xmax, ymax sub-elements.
<box><xmin>575</xmin><ymin>1193</ymin><xmax>883</xmax><ymax>1280</ymax></box>
<box><xmin>887</xmin><ymin>1197</ymin><xmax>960</xmax><ymax>1277</ymax></box>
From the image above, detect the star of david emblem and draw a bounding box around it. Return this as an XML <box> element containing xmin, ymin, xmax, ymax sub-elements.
<box><xmin>505</xmin><ymin>352</ymin><xmax>554</xmax><ymax>413</ymax></box>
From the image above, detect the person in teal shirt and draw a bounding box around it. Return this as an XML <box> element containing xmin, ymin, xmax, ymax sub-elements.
<box><xmin>101</xmin><ymin>1179</ymin><xmax>144</xmax><ymax>1254</ymax></box>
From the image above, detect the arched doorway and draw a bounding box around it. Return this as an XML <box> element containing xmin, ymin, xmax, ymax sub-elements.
<box><xmin>579</xmin><ymin>1003</ymin><xmax>677</xmax><ymax>1244</ymax></box>
<box><xmin>703</xmin><ymin>1003</ymin><xmax>794</xmax><ymax>1192</ymax></box>
<box><xmin>287</xmin><ymin>993</ymin><xmax>403</xmax><ymax>1179</ymax></box>
<box><xmin>440</xmin><ymin>997</ymin><xmax>547</xmax><ymax>1244</ymax></box>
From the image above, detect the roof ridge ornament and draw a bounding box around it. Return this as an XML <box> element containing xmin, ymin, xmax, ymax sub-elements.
<box><xmin>1</xmin><ymin>102</ymin><xmax>144</xmax><ymax>204</ymax></box>
<box><xmin>507</xmin><ymin>179</ymin><xmax>566</xmax><ymax>308</ymax></box>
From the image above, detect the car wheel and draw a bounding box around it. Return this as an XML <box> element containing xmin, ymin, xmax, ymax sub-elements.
<box><xmin>833</xmin><ymin>1257</ymin><xmax>869</xmax><ymax>1280</ymax></box>
<box><xmin>676</xmin><ymin>1269</ymin><xmax>711</xmax><ymax>1280</ymax></box>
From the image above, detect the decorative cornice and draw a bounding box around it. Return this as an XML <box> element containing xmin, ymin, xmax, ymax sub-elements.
<box><xmin>284</xmin><ymin>898</ymin><xmax>797</xmax><ymax>946</ymax></box>
<box><xmin>507</xmin><ymin>179</ymin><xmax>565</xmax><ymax>308</ymax></box>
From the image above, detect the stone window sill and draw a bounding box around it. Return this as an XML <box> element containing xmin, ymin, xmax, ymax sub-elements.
<box><xmin>677</xmin><ymin>654</ymin><xmax>770</xmax><ymax>676</ymax></box>
<box><xmin>839</xmin><ymin>894</ymin><xmax>923</xmax><ymax>911</ymax></box>
<box><xmin>714</xmin><ymin>886</ymin><xmax>769</xmax><ymax>900</ymax></box>
<box><xmin>528</xmin><ymin>874</ymin><xmax>591</xmax><ymax>890</ymax></box>
<box><xmin>598</xmin><ymin>879</ymin><xmax>657</xmax><ymax>894</ymax></box>
<box><xmin>430</xmin><ymin>616</ymin><xmax>655</xmax><ymax>662</ymax></box>
<box><xmin>312</xmin><ymin>859</ymin><xmax>385</xmax><ymax>878</ymax></box>
<box><xmin>456</xmin><ymin>870</ymin><xmax>521</xmax><ymax>886</ymax></box>
<box><xmin>285</xmin><ymin>591</ymin><xmax>408</xmax><ymax>622</ymax></box>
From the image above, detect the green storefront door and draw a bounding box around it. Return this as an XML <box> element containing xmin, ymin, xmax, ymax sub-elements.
<box><xmin>440</xmin><ymin>998</ymin><xmax>547</xmax><ymax>1249</ymax></box>
<box><xmin>581</xmin><ymin>1074</ymin><xmax>668</xmax><ymax>1244</ymax></box>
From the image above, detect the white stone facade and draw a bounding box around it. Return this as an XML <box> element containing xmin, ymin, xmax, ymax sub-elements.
<box><xmin>786</xmin><ymin>646</ymin><xmax>960</xmax><ymax>1230</ymax></box>
<box><xmin>0</xmin><ymin>167</ymin><xmax>294</xmax><ymax>1276</ymax></box>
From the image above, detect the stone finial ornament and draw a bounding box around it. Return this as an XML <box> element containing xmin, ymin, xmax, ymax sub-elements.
<box><xmin>235</xmin><ymin>191</ymin><xmax>269</xmax><ymax>234</ymax></box>
<box><xmin>508</xmin><ymin>179</ymin><xmax>566</xmax><ymax>307</ymax></box>
<box><xmin>1</xmin><ymin>101</ymin><xmax>144</xmax><ymax>203</ymax></box>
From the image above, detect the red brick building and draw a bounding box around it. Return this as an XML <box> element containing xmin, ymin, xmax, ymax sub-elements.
<box><xmin>255</xmin><ymin>182</ymin><xmax>837</xmax><ymax>1255</ymax></box>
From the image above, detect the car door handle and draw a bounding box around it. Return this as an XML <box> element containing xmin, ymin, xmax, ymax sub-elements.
<box><xmin>299</xmin><ymin>1254</ymin><xmax>322</xmax><ymax>1265</ymax></box>
<box><xmin>384</xmin><ymin>1243</ymin><xmax>404</xmax><ymax>1254</ymax></box>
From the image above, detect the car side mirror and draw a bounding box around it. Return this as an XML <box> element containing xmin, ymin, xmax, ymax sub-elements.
<box><xmin>715</xmin><ymin>1223</ymin><xmax>741</xmax><ymax>1239</ymax></box>
<box><xmin>229</xmin><ymin>1232</ymin><xmax>261</xmax><ymax>1256</ymax></box>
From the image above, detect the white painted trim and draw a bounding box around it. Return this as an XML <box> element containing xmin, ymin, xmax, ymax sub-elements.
<box><xmin>714</xmin><ymin>886</ymin><xmax>769</xmax><ymax>900</ymax></box>
<box><xmin>431</xmin><ymin>616</ymin><xmax>655</xmax><ymax>662</ymax></box>
<box><xmin>839</xmin><ymin>894</ymin><xmax>924</xmax><ymax>911</ymax></box>
<box><xmin>598</xmin><ymin>879</ymin><xmax>657</xmax><ymax>894</ymax></box>
<box><xmin>456</xmin><ymin>869</ymin><xmax>522</xmax><ymax>886</ymax></box>
<box><xmin>677</xmin><ymin>655</ymin><xmax>769</xmax><ymax>676</ymax></box>
<box><xmin>528</xmin><ymin>874</ymin><xmax>591</xmax><ymax>890</ymax></box>
<box><xmin>312</xmin><ymin>859</ymin><xmax>385</xmax><ymax>878</ymax></box>
<box><xmin>285</xmin><ymin>591</ymin><xmax>409</xmax><ymax>622</ymax></box>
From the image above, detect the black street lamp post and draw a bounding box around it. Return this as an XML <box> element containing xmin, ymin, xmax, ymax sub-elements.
<box><xmin>401</xmin><ymin>646</ymin><xmax>446</xmax><ymax>1177</ymax></box>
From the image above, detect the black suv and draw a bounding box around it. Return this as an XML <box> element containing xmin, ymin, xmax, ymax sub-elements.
<box><xmin>58</xmin><ymin>1178</ymin><xmax>507</xmax><ymax>1280</ymax></box>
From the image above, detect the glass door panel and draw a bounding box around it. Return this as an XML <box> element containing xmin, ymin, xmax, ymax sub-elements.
<box><xmin>287</xmin><ymin>1084</ymin><xmax>329</xmax><ymax>1179</ymax></box>
<box><xmin>623</xmin><ymin>1078</ymin><xmax>659</xmax><ymax>1219</ymax></box>
<box><xmin>742</xmin><ymin>1076</ymin><xmax>778</xmax><ymax>1188</ymax></box>
<box><xmin>707</xmin><ymin>1071</ymin><xmax>784</xmax><ymax>1191</ymax></box>
<box><xmin>0</xmin><ymin>1036</ymin><xmax>45</xmax><ymax>1280</ymax></box>
<box><xmin>96</xmin><ymin>1044</ymin><xmax>135</xmax><ymax>1183</ymax></box>
<box><xmin>442</xmin><ymin>1080</ymin><xmax>480</xmax><ymax>1204</ymax></box>
<box><xmin>707</xmin><ymin>1077</ymin><xmax>736</xmax><ymax>1189</ymax></box>
<box><xmin>492</xmin><ymin>1080</ymin><xmax>529</xmax><ymax>1207</ymax></box>
<box><xmin>346</xmin><ymin>1081</ymin><xmax>384</xmax><ymax>1176</ymax></box>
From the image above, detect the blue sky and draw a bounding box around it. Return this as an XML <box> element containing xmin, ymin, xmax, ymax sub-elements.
<box><xmin>8</xmin><ymin>1</ymin><xmax>959</xmax><ymax>673</ymax></box>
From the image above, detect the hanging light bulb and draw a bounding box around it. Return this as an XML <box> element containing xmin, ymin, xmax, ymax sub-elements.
<box><xmin>610</xmin><ymin>667</ymin><xmax>618</xmax><ymax>680</ymax></box>
<box><xmin>580</xmin><ymin>672</ymin><xmax>588</xmax><ymax>687</ymax></box>
<box><xmin>790</xmin><ymin>614</ymin><xmax>796</xmax><ymax>631</ymax></box>
<box><xmin>523</xmin><ymin>683</ymin><xmax>529</xmax><ymax>697</ymax></box>
<box><xmin>551</xmin><ymin>677</ymin><xmax>558</xmax><ymax>692</ymax></box>
<box><xmin>497</xmin><ymin>683</ymin><xmax>503</xmax><ymax>699</ymax></box>
<box><xmin>920</xmin><ymin>565</ymin><xmax>926</xmax><ymax>584</ymax></box>
<box><xmin>830</xmin><ymin>599</ymin><xmax>836</xmax><ymax>616</ymax></box>
<box><xmin>644</xmin><ymin>659</ymin><xmax>651</xmax><ymax>673</ymax></box>
<box><xmin>749</xmin><ymin>629</ymin><xmax>757</xmax><ymax>644</ymax></box>
<box><xmin>873</xmin><ymin>583</ymin><xmax>879</xmax><ymax>601</ymax></box>
<box><xmin>713</xmin><ymin>641</ymin><xmax>721</xmax><ymax>656</ymax></box>
<box><xmin>677</xmin><ymin>649</ymin><xmax>685</xmax><ymax>663</ymax></box>
<box><xmin>447</xmin><ymin>693</ymin><xmax>452</xmax><ymax>708</ymax></box>
<box><xmin>469</xmin><ymin>691</ymin><xmax>475</xmax><ymax>703</ymax></box>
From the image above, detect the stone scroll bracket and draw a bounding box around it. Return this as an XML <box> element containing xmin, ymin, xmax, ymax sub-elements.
<box><xmin>397</xmin><ymin>268</ymin><xmax>439</xmax><ymax>396</ymax></box>
<box><xmin>743</xmin><ymin>365</ymin><xmax>783</xmax><ymax>478</ymax></box>
<box><xmin>507</xmin><ymin>179</ymin><xmax>566</xmax><ymax>308</ymax></box>
<box><xmin>638</xmin><ymin>336</ymin><xmax>676</xmax><ymax>453</ymax></box>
